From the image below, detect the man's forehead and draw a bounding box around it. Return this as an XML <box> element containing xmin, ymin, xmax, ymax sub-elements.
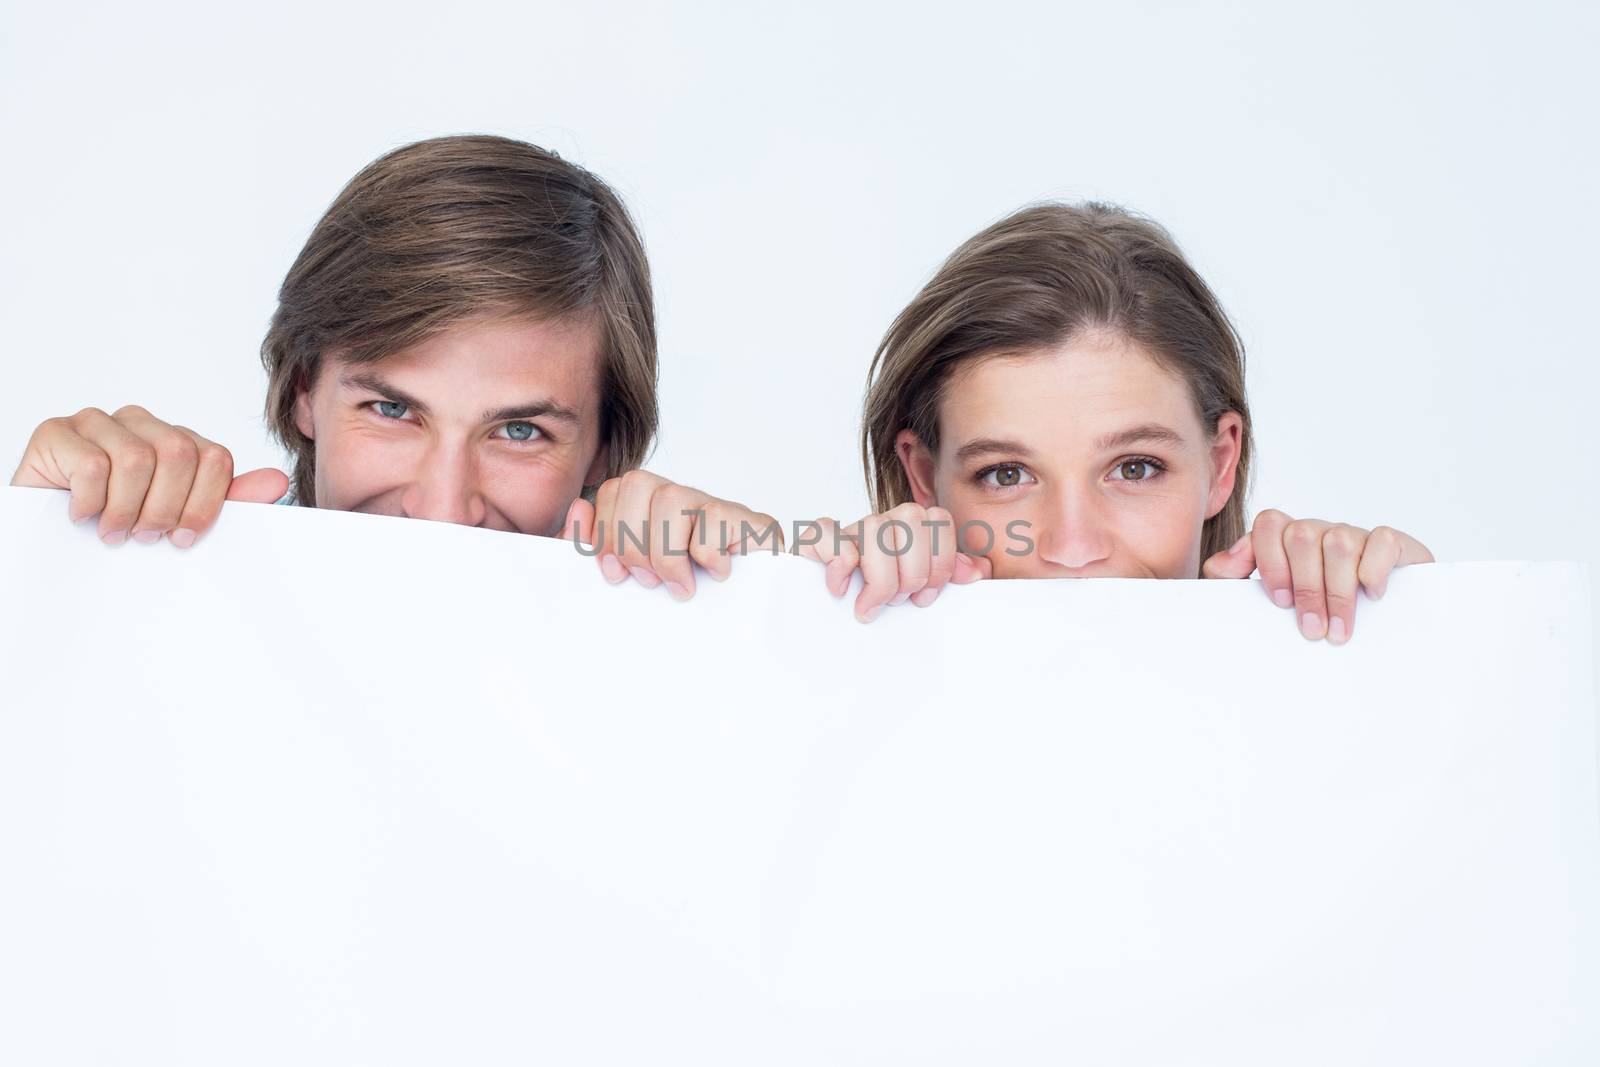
<box><xmin>327</xmin><ymin>314</ymin><xmax>604</xmax><ymax>419</ymax></box>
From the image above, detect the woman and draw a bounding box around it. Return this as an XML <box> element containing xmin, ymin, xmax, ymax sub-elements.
<box><xmin>797</xmin><ymin>202</ymin><xmax>1432</xmax><ymax>642</ymax></box>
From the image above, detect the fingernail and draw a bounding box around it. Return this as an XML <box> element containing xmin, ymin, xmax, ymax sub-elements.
<box><xmin>711</xmin><ymin>557</ymin><xmax>732</xmax><ymax>582</ymax></box>
<box><xmin>627</xmin><ymin>565</ymin><xmax>661</xmax><ymax>589</ymax></box>
<box><xmin>132</xmin><ymin>530</ymin><xmax>162</xmax><ymax>544</ymax></box>
<box><xmin>1300</xmin><ymin>612</ymin><xmax>1324</xmax><ymax>640</ymax></box>
<box><xmin>1370</xmin><ymin>584</ymin><xmax>1386</xmax><ymax>601</ymax></box>
<box><xmin>859</xmin><ymin>605</ymin><xmax>882</xmax><ymax>623</ymax></box>
<box><xmin>169</xmin><ymin>528</ymin><xmax>197</xmax><ymax>549</ymax></box>
<box><xmin>102</xmin><ymin>530</ymin><xmax>126</xmax><ymax>546</ymax></box>
<box><xmin>1273</xmin><ymin>588</ymin><xmax>1294</xmax><ymax>609</ymax></box>
<box><xmin>891</xmin><ymin>592</ymin><xmax>910</xmax><ymax>606</ymax></box>
<box><xmin>1327</xmin><ymin>616</ymin><xmax>1348</xmax><ymax>644</ymax></box>
<box><xmin>912</xmin><ymin>587</ymin><xmax>940</xmax><ymax>607</ymax></box>
<box><xmin>599</xmin><ymin>555</ymin><xmax>627</xmax><ymax>583</ymax></box>
<box><xmin>664</xmin><ymin>581</ymin><xmax>692</xmax><ymax>602</ymax></box>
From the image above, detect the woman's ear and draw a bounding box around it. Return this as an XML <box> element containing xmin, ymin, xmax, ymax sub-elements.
<box><xmin>1204</xmin><ymin>411</ymin><xmax>1243</xmax><ymax>519</ymax></box>
<box><xmin>895</xmin><ymin>429</ymin><xmax>940</xmax><ymax>508</ymax></box>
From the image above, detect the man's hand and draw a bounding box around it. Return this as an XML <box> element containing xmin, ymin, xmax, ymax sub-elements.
<box><xmin>562</xmin><ymin>470</ymin><xmax>783</xmax><ymax>601</ymax></box>
<box><xmin>10</xmin><ymin>405</ymin><xmax>290</xmax><ymax>547</ymax></box>
<box><xmin>1202</xmin><ymin>508</ymin><xmax>1434</xmax><ymax>643</ymax></box>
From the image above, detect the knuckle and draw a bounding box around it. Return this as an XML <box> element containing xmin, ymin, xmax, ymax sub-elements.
<box><xmin>195</xmin><ymin>442</ymin><xmax>234</xmax><ymax>473</ymax></box>
<box><xmin>1324</xmin><ymin>525</ymin><xmax>1365</xmax><ymax>555</ymax></box>
<box><xmin>1293</xmin><ymin>583</ymin><xmax>1325</xmax><ymax>607</ymax></box>
<box><xmin>1252</xmin><ymin>507</ymin><xmax>1289</xmax><ymax>527</ymax></box>
<box><xmin>155</xmin><ymin>431</ymin><xmax>199</xmax><ymax>466</ymax></box>
<box><xmin>78</xmin><ymin>451</ymin><xmax>111</xmax><ymax>480</ymax></box>
<box><xmin>71</xmin><ymin>406</ymin><xmax>108</xmax><ymax>423</ymax></box>
<box><xmin>116</xmin><ymin>442</ymin><xmax>157</xmax><ymax>475</ymax></box>
<box><xmin>1285</xmin><ymin>521</ymin><xmax>1322</xmax><ymax>550</ymax></box>
<box><xmin>618</xmin><ymin>468</ymin><xmax>661</xmax><ymax>493</ymax></box>
<box><xmin>111</xmin><ymin>403</ymin><xmax>151</xmax><ymax>421</ymax></box>
<box><xmin>1368</xmin><ymin>525</ymin><xmax>1399</xmax><ymax>549</ymax></box>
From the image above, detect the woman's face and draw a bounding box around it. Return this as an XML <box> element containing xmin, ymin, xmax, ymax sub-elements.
<box><xmin>896</xmin><ymin>333</ymin><xmax>1242</xmax><ymax>580</ymax></box>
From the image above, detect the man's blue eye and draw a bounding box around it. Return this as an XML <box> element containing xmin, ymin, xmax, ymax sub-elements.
<box><xmin>500</xmin><ymin>421</ymin><xmax>541</xmax><ymax>442</ymax></box>
<box><xmin>375</xmin><ymin>400</ymin><xmax>408</xmax><ymax>419</ymax></box>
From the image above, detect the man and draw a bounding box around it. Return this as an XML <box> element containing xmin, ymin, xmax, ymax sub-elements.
<box><xmin>10</xmin><ymin>134</ymin><xmax>778</xmax><ymax>600</ymax></box>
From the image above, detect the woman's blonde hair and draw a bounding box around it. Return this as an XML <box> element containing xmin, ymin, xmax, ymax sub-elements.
<box><xmin>861</xmin><ymin>201</ymin><xmax>1254</xmax><ymax>573</ymax></box>
<box><xmin>262</xmin><ymin>134</ymin><xmax>657</xmax><ymax>506</ymax></box>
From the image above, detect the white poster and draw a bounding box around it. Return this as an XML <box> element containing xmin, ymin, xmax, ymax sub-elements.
<box><xmin>1</xmin><ymin>485</ymin><xmax>1596</xmax><ymax>1064</ymax></box>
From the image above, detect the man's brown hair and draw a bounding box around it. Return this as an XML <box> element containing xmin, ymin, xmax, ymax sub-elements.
<box><xmin>262</xmin><ymin>134</ymin><xmax>658</xmax><ymax>505</ymax></box>
<box><xmin>861</xmin><ymin>202</ymin><xmax>1254</xmax><ymax>572</ymax></box>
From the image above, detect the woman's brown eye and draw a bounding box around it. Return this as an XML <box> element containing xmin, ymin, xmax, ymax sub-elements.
<box><xmin>996</xmin><ymin>465</ymin><xmax>1022</xmax><ymax>486</ymax></box>
<box><xmin>1120</xmin><ymin>460</ymin><xmax>1149</xmax><ymax>480</ymax></box>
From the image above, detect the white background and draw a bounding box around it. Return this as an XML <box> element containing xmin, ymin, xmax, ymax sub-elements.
<box><xmin>2</xmin><ymin>0</ymin><xmax>1596</xmax><ymax>607</ymax></box>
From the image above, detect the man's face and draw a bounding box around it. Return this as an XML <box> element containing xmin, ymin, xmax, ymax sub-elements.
<box><xmin>293</xmin><ymin>312</ymin><xmax>607</xmax><ymax>537</ymax></box>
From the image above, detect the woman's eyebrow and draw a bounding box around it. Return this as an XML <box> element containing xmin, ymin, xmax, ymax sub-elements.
<box><xmin>954</xmin><ymin>437</ymin><xmax>1035</xmax><ymax>462</ymax></box>
<box><xmin>340</xmin><ymin>371</ymin><xmax>430</xmax><ymax>416</ymax></box>
<box><xmin>1093</xmin><ymin>423</ymin><xmax>1187</xmax><ymax>452</ymax></box>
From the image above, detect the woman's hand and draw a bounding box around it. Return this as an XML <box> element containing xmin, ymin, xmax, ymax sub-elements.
<box><xmin>9</xmin><ymin>405</ymin><xmax>289</xmax><ymax>547</ymax></box>
<box><xmin>1202</xmin><ymin>508</ymin><xmax>1434</xmax><ymax>643</ymax></box>
<box><xmin>563</xmin><ymin>470</ymin><xmax>782</xmax><ymax>601</ymax></box>
<box><xmin>793</xmin><ymin>503</ymin><xmax>990</xmax><ymax>622</ymax></box>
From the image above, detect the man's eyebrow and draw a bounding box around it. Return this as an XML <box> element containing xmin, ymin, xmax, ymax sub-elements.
<box><xmin>482</xmin><ymin>400</ymin><xmax>580</xmax><ymax>424</ymax></box>
<box><xmin>1093</xmin><ymin>423</ymin><xmax>1189</xmax><ymax>452</ymax></box>
<box><xmin>954</xmin><ymin>437</ymin><xmax>1036</xmax><ymax>463</ymax></box>
<box><xmin>340</xmin><ymin>371</ymin><xmax>431</xmax><ymax>417</ymax></box>
<box><xmin>338</xmin><ymin>371</ymin><xmax>579</xmax><ymax>424</ymax></box>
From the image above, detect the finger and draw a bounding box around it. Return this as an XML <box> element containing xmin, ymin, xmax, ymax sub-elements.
<box><xmin>691</xmin><ymin>500</ymin><xmax>751</xmax><ymax>581</ymax></box>
<box><xmin>164</xmin><ymin>428</ymin><xmax>234</xmax><ymax>547</ymax></box>
<box><xmin>9</xmin><ymin>416</ymin><xmax>113</xmax><ymax>524</ymax></box>
<box><xmin>825</xmin><ymin>538</ymin><xmax>862</xmax><ymax>598</ymax></box>
<box><xmin>952</xmin><ymin>551</ymin><xmax>992</xmax><ymax>583</ymax></box>
<box><xmin>650</xmin><ymin>485</ymin><xmax>707</xmax><ymax>600</ymax></box>
<box><xmin>1357</xmin><ymin>526</ymin><xmax>1434</xmax><ymax>600</ymax></box>
<box><xmin>590</xmin><ymin>476</ymin><xmax>627</xmax><ymax>584</ymax></box>
<box><xmin>608</xmin><ymin>470</ymin><xmax>665</xmax><ymax>585</ymax></box>
<box><xmin>561</xmin><ymin>496</ymin><xmax>596</xmax><ymax>546</ymax></box>
<box><xmin>1282</xmin><ymin>517</ymin><xmax>1333</xmax><ymax>640</ymax></box>
<box><xmin>226</xmin><ymin>467</ymin><xmax>290</xmax><ymax>504</ymax></box>
<box><xmin>882</xmin><ymin>503</ymin><xmax>931</xmax><ymax>607</ymax></box>
<box><xmin>68</xmin><ymin>408</ymin><xmax>158</xmax><ymax>544</ymax></box>
<box><xmin>800</xmin><ymin>518</ymin><xmax>863</xmax><ymax>598</ymax></box>
<box><xmin>853</xmin><ymin>514</ymin><xmax>901</xmax><ymax>623</ymax></box>
<box><xmin>116</xmin><ymin>410</ymin><xmax>205</xmax><ymax>543</ymax></box>
<box><xmin>1249</xmin><ymin>509</ymin><xmax>1295</xmax><ymax>608</ymax></box>
<box><xmin>723</xmin><ymin>507</ymin><xmax>785</xmax><ymax>557</ymax></box>
<box><xmin>791</xmin><ymin>517</ymin><xmax>833</xmax><ymax>565</ymax></box>
<box><xmin>1201</xmin><ymin>530</ymin><xmax>1256</xmax><ymax>579</ymax></box>
<box><xmin>1320</xmin><ymin>524</ymin><xmax>1367</xmax><ymax>645</ymax></box>
<box><xmin>912</xmin><ymin>506</ymin><xmax>958</xmax><ymax>607</ymax></box>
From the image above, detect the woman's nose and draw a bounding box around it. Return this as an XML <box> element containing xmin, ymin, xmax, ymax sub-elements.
<box><xmin>399</xmin><ymin>441</ymin><xmax>488</xmax><ymax>527</ymax></box>
<box><xmin>1033</xmin><ymin>486</ymin><xmax>1114</xmax><ymax>571</ymax></box>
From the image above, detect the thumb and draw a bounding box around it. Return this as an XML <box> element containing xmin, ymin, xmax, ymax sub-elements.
<box><xmin>953</xmin><ymin>552</ymin><xmax>993</xmax><ymax>583</ymax></box>
<box><xmin>562</xmin><ymin>496</ymin><xmax>596</xmax><ymax>546</ymax></box>
<box><xmin>1202</xmin><ymin>531</ymin><xmax>1256</xmax><ymax>579</ymax></box>
<box><xmin>226</xmin><ymin>467</ymin><xmax>290</xmax><ymax>504</ymax></box>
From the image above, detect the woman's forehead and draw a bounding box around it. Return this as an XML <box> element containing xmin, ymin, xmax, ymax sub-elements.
<box><xmin>942</xmin><ymin>340</ymin><xmax>1198</xmax><ymax>440</ymax></box>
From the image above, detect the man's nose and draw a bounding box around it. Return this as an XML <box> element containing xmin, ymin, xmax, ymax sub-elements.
<box><xmin>1033</xmin><ymin>483</ymin><xmax>1114</xmax><ymax>571</ymax></box>
<box><xmin>399</xmin><ymin>440</ymin><xmax>488</xmax><ymax>527</ymax></box>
